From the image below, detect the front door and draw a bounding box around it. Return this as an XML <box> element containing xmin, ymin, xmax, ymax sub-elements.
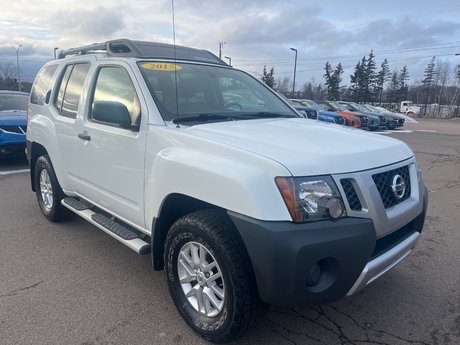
<box><xmin>75</xmin><ymin>64</ymin><xmax>146</xmax><ymax>229</ymax></box>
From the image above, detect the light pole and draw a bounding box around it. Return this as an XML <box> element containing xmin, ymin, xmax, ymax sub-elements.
<box><xmin>218</xmin><ymin>41</ymin><xmax>226</xmax><ymax>59</ymax></box>
<box><xmin>12</xmin><ymin>44</ymin><xmax>22</xmax><ymax>92</ymax></box>
<box><xmin>224</xmin><ymin>56</ymin><xmax>232</xmax><ymax>66</ymax></box>
<box><xmin>54</xmin><ymin>47</ymin><xmax>59</xmax><ymax>59</ymax></box>
<box><xmin>290</xmin><ymin>47</ymin><xmax>297</xmax><ymax>98</ymax></box>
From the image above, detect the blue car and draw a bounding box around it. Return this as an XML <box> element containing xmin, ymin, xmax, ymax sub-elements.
<box><xmin>290</xmin><ymin>99</ymin><xmax>345</xmax><ymax>125</ymax></box>
<box><xmin>0</xmin><ymin>91</ymin><xmax>29</xmax><ymax>157</ymax></box>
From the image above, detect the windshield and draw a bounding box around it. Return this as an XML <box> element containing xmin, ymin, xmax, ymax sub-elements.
<box><xmin>330</xmin><ymin>102</ymin><xmax>349</xmax><ymax>111</ymax></box>
<box><xmin>138</xmin><ymin>62</ymin><xmax>298</xmax><ymax>123</ymax></box>
<box><xmin>301</xmin><ymin>100</ymin><xmax>321</xmax><ymax>111</ymax></box>
<box><xmin>0</xmin><ymin>93</ymin><xmax>28</xmax><ymax>111</ymax></box>
<box><xmin>349</xmin><ymin>103</ymin><xmax>369</xmax><ymax>113</ymax></box>
<box><xmin>363</xmin><ymin>105</ymin><xmax>380</xmax><ymax>114</ymax></box>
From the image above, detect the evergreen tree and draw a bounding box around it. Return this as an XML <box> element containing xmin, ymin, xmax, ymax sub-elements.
<box><xmin>261</xmin><ymin>65</ymin><xmax>276</xmax><ymax>89</ymax></box>
<box><xmin>349</xmin><ymin>58</ymin><xmax>366</xmax><ymax>102</ymax></box>
<box><xmin>363</xmin><ymin>50</ymin><xmax>377</xmax><ymax>102</ymax></box>
<box><xmin>331</xmin><ymin>63</ymin><xmax>344</xmax><ymax>100</ymax></box>
<box><xmin>422</xmin><ymin>56</ymin><xmax>436</xmax><ymax>115</ymax></box>
<box><xmin>375</xmin><ymin>58</ymin><xmax>390</xmax><ymax>105</ymax></box>
<box><xmin>388</xmin><ymin>70</ymin><xmax>400</xmax><ymax>103</ymax></box>
<box><xmin>324</xmin><ymin>62</ymin><xmax>344</xmax><ymax>101</ymax></box>
<box><xmin>398</xmin><ymin>65</ymin><xmax>410</xmax><ymax>101</ymax></box>
<box><xmin>323</xmin><ymin>61</ymin><xmax>334</xmax><ymax>99</ymax></box>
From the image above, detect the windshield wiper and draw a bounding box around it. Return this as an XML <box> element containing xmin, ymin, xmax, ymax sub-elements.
<box><xmin>172</xmin><ymin>113</ymin><xmax>246</xmax><ymax>125</ymax></box>
<box><xmin>239</xmin><ymin>112</ymin><xmax>299</xmax><ymax>119</ymax></box>
<box><xmin>172</xmin><ymin>112</ymin><xmax>298</xmax><ymax>125</ymax></box>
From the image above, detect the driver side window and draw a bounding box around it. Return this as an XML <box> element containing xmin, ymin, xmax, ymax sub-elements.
<box><xmin>90</xmin><ymin>66</ymin><xmax>141</xmax><ymax>128</ymax></box>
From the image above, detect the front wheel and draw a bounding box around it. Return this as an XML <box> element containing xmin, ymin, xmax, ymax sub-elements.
<box><xmin>34</xmin><ymin>155</ymin><xmax>73</xmax><ymax>222</ymax></box>
<box><xmin>165</xmin><ymin>209</ymin><xmax>259</xmax><ymax>343</ymax></box>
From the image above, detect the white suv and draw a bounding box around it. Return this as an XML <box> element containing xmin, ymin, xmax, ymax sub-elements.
<box><xmin>27</xmin><ymin>39</ymin><xmax>428</xmax><ymax>343</ymax></box>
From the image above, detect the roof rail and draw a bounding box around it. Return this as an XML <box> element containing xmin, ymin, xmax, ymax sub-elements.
<box><xmin>58</xmin><ymin>39</ymin><xmax>227</xmax><ymax>66</ymax></box>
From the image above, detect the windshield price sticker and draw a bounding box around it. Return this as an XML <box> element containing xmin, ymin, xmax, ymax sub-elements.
<box><xmin>141</xmin><ymin>63</ymin><xmax>182</xmax><ymax>71</ymax></box>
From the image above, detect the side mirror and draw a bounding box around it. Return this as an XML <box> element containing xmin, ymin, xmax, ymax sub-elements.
<box><xmin>92</xmin><ymin>101</ymin><xmax>131</xmax><ymax>129</ymax></box>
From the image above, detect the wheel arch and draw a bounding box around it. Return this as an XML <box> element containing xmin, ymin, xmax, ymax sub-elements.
<box><xmin>29</xmin><ymin>142</ymin><xmax>48</xmax><ymax>192</ymax></box>
<box><xmin>151</xmin><ymin>193</ymin><xmax>223</xmax><ymax>271</ymax></box>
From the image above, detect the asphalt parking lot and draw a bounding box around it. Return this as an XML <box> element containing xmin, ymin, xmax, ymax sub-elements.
<box><xmin>1</xmin><ymin>118</ymin><xmax>459</xmax><ymax>345</ymax></box>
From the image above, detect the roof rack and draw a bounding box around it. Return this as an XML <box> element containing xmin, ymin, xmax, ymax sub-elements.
<box><xmin>58</xmin><ymin>39</ymin><xmax>227</xmax><ymax>66</ymax></box>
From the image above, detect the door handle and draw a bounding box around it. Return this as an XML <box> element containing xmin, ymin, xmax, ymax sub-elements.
<box><xmin>78</xmin><ymin>133</ymin><xmax>91</xmax><ymax>141</ymax></box>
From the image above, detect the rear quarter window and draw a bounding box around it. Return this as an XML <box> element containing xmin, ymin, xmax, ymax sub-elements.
<box><xmin>54</xmin><ymin>63</ymin><xmax>90</xmax><ymax>118</ymax></box>
<box><xmin>30</xmin><ymin>65</ymin><xmax>58</xmax><ymax>105</ymax></box>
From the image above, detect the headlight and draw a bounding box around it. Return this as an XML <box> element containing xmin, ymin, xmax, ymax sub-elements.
<box><xmin>275</xmin><ymin>176</ymin><xmax>346</xmax><ymax>223</ymax></box>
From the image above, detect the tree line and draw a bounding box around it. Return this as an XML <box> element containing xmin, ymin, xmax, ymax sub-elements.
<box><xmin>261</xmin><ymin>52</ymin><xmax>460</xmax><ymax>113</ymax></box>
<box><xmin>0</xmin><ymin>62</ymin><xmax>32</xmax><ymax>92</ymax></box>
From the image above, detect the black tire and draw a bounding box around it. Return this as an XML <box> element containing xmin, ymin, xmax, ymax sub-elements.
<box><xmin>34</xmin><ymin>155</ymin><xmax>73</xmax><ymax>222</ymax></box>
<box><xmin>165</xmin><ymin>209</ymin><xmax>259</xmax><ymax>343</ymax></box>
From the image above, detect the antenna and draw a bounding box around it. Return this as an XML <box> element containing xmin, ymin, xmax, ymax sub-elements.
<box><xmin>171</xmin><ymin>0</ymin><xmax>179</xmax><ymax>124</ymax></box>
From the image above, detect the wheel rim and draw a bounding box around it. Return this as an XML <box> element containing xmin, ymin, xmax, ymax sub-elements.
<box><xmin>177</xmin><ymin>241</ymin><xmax>225</xmax><ymax>317</ymax></box>
<box><xmin>39</xmin><ymin>169</ymin><xmax>53</xmax><ymax>210</ymax></box>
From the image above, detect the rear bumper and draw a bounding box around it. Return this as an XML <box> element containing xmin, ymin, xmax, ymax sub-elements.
<box><xmin>228</xmin><ymin>186</ymin><xmax>427</xmax><ymax>306</ymax></box>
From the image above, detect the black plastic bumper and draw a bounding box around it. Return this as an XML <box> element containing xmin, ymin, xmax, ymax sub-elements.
<box><xmin>228</xmin><ymin>196</ymin><xmax>427</xmax><ymax>306</ymax></box>
<box><xmin>26</xmin><ymin>139</ymin><xmax>32</xmax><ymax>162</ymax></box>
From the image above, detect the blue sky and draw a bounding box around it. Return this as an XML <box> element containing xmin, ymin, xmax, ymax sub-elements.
<box><xmin>1</xmin><ymin>0</ymin><xmax>459</xmax><ymax>87</ymax></box>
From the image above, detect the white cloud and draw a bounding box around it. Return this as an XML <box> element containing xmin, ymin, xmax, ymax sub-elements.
<box><xmin>0</xmin><ymin>0</ymin><xmax>459</xmax><ymax>85</ymax></box>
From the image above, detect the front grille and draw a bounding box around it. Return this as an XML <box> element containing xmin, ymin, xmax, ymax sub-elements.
<box><xmin>341</xmin><ymin>179</ymin><xmax>362</xmax><ymax>211</ymax></box>
<box><xmin>372</xmin><ymin>165</ymin><xmax>411</xmax><ymax>208</ymax></box>
<box><xmin>0</xmin><ymin>125</ymin><xmax>26</xmax><ymax>134</ymax></box>
<box><xmin>371</xmin><ymin>118</ymin><xmax>380</xmax><ymax>126</ymax></box>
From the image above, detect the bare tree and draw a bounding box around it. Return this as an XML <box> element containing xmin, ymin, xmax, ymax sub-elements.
<box><xmin>0</xmin><ymin>62</ymin><xmax>18</xmax><ymax>90</ymax></box>
<box><xmin>274</xmin><ymin>76</ymin><xmax>292</xmax><ymax>96</ymax></box>
<box><xmin>434</xmin><ymin>59</ymin><xmax>450</xmax><ymax>107</ymax></box>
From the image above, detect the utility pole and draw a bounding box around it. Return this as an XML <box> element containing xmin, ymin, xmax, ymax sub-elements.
<box><xmin>218</xmin><ymin>41</ymin><xmax>225</xmax><ymax>59</ymax></box>
<box><xmin>12</xmin><ymin>44</ymin><xmax>22</xmax><ymax>92</ymax></box>
<box><xmin>290</xmin><ymin>48</ymin><xmax>298</xmax><ymax>98</ymax></box>
<box><xmin>224</xmin><ymin>56</ymin><xmax>231</xmax><ymax>66</ymax></box>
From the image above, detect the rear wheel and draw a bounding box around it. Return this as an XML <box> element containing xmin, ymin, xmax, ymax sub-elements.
<box><xmin>34</xmin><ymin>155</ymin><xmax>73</xmax><ymax>222</ymax></box>
<box><xmin>165</xmin><ymin>209</ymin><xmax>259</xmax><ymax>343</ymax></box>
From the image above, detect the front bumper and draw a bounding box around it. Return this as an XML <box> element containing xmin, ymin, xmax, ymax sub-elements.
<box><xmin>0</xmin><ymin>132</ymin><xmax>26</xmax><ymax>157</ymax></box>
<box><xmin>228</xmin><ymin>186</ymin><xmax>427</xmax><ymax>306</ymax></box>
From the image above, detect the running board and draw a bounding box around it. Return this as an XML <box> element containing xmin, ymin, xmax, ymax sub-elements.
<box><xmin>62</xmin><ymin>197</ymin><xmax>151</xmax><ymax>255</ymax></box>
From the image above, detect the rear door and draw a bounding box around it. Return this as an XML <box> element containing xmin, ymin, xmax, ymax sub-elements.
<box><xmin>75</xmin><ymin>63</ymin><xmax>147</xmax><ymax>229</ymax></box>
<box><xmin>50</xmin><ymin>62</ymin><xmax>91</xmax><ymax>192</ymax></box>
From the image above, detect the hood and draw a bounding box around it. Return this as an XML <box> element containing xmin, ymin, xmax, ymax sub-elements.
<box><xmin>185</xmin><ymin>118</ymin><xmax>413</xmax><ymax>176</ymax></box>
<box><xmin>0</xmin><ymin>110</ymin><xmax>27</xmax><ymax>125</ymax></box>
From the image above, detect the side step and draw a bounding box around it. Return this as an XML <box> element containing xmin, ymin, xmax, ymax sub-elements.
<box><xmin>62</xmin><ymin>197</ymin><xmax>151</xmax><ymax>255</ymax></box>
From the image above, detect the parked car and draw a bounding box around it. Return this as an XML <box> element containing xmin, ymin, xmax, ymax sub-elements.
<box><xmin>291</xmin><ymin>99</ymin><xmax>345</xmax><ymax>125</ymax></box>
<box><xmin>27</xmin><ymin>39</ymin><xmax>427</xmax><ymax>343</ymax></box>
<box><xmin>316</xmin><ymin>101</ymin><xmax>365</xmax><ymax>128</ymax></box>
<box><xmin>0</xmin><ymin>90</ymin><xmax>29</xmax><ymax>157</ymax></box>
<box><xmin>331</xmin><ymin>101</ymin><xmax>381</xmax><ymax>131</ymax></box>
<box><xmin>223</xmin><ymin>92</ymin><xmax>264</xmax><ymax>112</ymax></box>
<box><xmin>364</xmin><ymin>105</ymin><xmax>405</xmax><ymax>128</ymax></box>
<box><xmin>337</xmin><ymin>101</ymin><xmax>391</xmax><ymax>129</ymax></box>
<box><xmin>288</xmin><ymin>100</ymin><xmax>318</xmax><ymax>119</ymax></box>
